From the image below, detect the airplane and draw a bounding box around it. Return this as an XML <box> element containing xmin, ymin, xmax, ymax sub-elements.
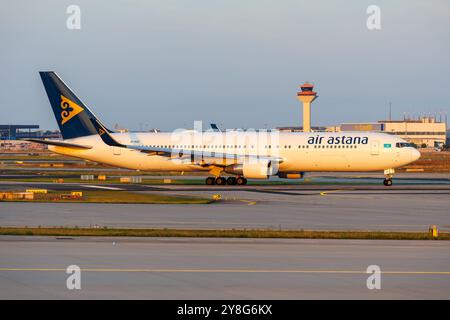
<box><xmin>28</xmin><ymin>71</ymin><xmax>421</xmax><ymax>186</ymax></box>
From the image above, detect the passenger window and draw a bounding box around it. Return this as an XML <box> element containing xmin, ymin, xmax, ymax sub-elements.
<box><xmin>396</xmin><ymin>142</ymin><xmax>411</xmax><ymax>148</ymax></box>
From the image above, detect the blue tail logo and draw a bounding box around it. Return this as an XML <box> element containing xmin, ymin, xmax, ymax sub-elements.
<box><xmin>60</xmin><ymin>95</ymin><xmax>84</xmax><ymax>125</ymax></box>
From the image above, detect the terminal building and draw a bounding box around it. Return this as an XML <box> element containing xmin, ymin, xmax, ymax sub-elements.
<box><xmin>0</xmin><ymin>125</ymin><xmax>61</xmax><ymax>151</ymax></box>
<box><xmin>278</xmin><ymin>117</ymin><xmax>447</xmax><ymax>148</ymax></box>
<box><xmin>340</xmin><ymin>117</ymin><xmax>447</xmax><ymax>148</ymax></box>
<box><xmin>0</xmin><ymin>124</ymin><xmax>61</xmax><ymax>140</ymax></box>
<box><xmin>277</xmin><ymin>126</ymin><xmax>328</xmax><ymax>132</ymax></box>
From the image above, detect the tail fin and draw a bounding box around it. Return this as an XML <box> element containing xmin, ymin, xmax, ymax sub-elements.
<box><xmin>39</xmin><ymin>71</ymin><xmax>112</xmax><ymax>140</ymax></box>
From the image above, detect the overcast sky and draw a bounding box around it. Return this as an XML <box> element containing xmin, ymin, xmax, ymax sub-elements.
<box><xmin>1</xmin><ymin>0</ymin><xmax>449</xmax><ymax>131</ymax></box>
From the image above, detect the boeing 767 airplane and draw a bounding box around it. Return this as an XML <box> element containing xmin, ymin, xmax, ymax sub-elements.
<box><xmin>28</xmin><ymin>72</ymin><xmax>420</xmax><ymax>186</ymax></box>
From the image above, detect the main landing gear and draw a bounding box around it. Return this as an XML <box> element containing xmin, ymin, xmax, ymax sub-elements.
<box><xmin>205</xmin><ymin>176</ymin><xmax>247</xmax><ymax>185</ymax></box>
<box><xmin>383</xmin><ymin>168</ymin><xmax>394</xmax><ymax>187</ymax></box>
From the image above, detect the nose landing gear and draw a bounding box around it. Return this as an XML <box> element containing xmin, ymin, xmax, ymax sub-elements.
<box><xmin>383</xmin><ymin>168</ymin><xmax>395</xmax><ymax>186</ymax></box>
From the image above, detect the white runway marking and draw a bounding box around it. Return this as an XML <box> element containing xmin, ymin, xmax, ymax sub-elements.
<box><xmin>1</xmin><ymin>267</ymin><xmax>450</xmax><ymax>275</ymax></box>
<box><xmin>81</xmin><ymin>185</ymin><xmax>124</xmax><ymax>190</ymax></box>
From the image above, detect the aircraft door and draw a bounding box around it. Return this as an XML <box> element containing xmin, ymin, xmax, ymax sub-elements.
<box><xmin>371</xmin><ymin>140</ymin><xmax>380</xmax><ymax>155</ymax></box>
<box><xmin>113</xmin><ymin>147</ymin><xmax>121</xmax><ymax>155</ymax></box>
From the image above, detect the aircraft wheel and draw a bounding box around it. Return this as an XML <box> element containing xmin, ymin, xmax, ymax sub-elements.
<box><xmin>215</xmin><ymin>177</ymin><xmax>226</xmax><ymax>185</ymax></box>
<box><xmin>383</xmin><ymin>178</ymin><xmax>393</xmax><ymax>186</ymax></box>
<box><xmin>205</xmin><ymin>177</ymin><xmax>215</xmax><ymax>185</ymax></box>
<box><xmin>236</xmin><ymin>177</ymin><xmax>247</xmax><ymax>185</ymax></box>
<box><xmin>226</xmin><ymin>177</ymin><xmax>237</xmax><ymax>185</ymax></box>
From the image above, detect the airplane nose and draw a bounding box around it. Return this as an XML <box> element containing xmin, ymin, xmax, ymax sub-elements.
<box><xmin>411</xmin><ymin>149</ymin><xmax>421</xmax><ymax>162</ymax></box>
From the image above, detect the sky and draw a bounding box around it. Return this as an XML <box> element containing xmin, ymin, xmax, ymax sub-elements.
<box><xmin>1</xmin><ymin>0</ymin><xmax>449</xmax><ymax>131</ymax></box>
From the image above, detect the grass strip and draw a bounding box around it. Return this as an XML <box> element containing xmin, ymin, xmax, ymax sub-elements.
<box><xmin>0</xmin><ymin>227</ymin><xmax>448</xmax><ymax>240</ymax></box>
<box><xmin>0</xmin><ymin>190</ymin><xmax>211</xmax><ymax>204</ymax></box>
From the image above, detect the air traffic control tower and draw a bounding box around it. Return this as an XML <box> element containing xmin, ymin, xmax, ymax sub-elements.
<box><xmin>297</xmin><ymin>83</ymin><xmax>318</xmax><ymax>132</ymax></box>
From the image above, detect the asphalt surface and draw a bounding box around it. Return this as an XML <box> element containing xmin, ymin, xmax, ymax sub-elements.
<box><xmin>1</xmin><ymin>177</ymin><xmax>450</xmax><ymax>300</ymax></box>
<box><xmin>0</xmin><ymin>236</ymin><xmax>449</xmax><ymax>299</ymax></box>
<box><xmin>1</xmin><ymin>182</ymin><xmax>449</xmax><ymax>231</ymax></box>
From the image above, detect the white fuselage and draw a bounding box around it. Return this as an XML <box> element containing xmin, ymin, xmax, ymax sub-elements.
<box><xmin>49</xmin><ymin>131</ymin><xmax>420</xmax><ymax>175</ymax></box>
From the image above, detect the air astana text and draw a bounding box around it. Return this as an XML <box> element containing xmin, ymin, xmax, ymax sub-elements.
<box><xmin>307</xmin><ymin>135</ymin><xmax>369</xmax><ymax>145</ymax></box>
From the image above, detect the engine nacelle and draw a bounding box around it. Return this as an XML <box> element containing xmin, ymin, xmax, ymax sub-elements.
<box><xmin>224</xmin><ymin>160</ymin><xmax>278</xmax><ymax>179</ymax></box>
<box><xmin>278</xmin><ymin>172</ymin><xmax>305</xmax><ymax>179</ymax></box>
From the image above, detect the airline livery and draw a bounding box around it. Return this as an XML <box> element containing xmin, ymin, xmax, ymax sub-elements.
<box><xmin>29</xmin><ymin>72</ymin><xmax>420</xmax><ymax>186</ymax></box>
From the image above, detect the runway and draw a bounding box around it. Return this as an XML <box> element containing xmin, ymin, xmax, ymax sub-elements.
<box><xmin>1</xmin><ymin>182</ymin><xmax>449</xmax><ymax>231</ymax></box>
<box><xmin>0</xmin><ymin>236</ymin><xmax>449</xmax><ymax>299</ymax></box>
<box><xmin>1</xmin><ymin>180</ymin><xmax>450</xmax><ymax>300</ymax></box>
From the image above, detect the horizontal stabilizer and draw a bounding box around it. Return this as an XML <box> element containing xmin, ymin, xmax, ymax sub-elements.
<box><xmin>25</xmin><ymin>139</ymin><xmax>92</xmax><ymax>149</ymax></box>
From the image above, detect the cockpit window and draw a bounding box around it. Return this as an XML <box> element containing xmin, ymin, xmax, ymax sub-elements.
<box><xmin>396</xmin><ymin>142</ymin><xmax>412</xmax><ymax>148</ymax></box>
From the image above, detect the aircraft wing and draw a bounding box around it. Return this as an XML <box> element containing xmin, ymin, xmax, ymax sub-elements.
<box><xmin>24</xmin><ymin>139</ymin><xmax>92</xmax><ymax>149</ymax></box>
<box><xmin>126</xmin><ymin>144</ymin><xmax>282</xmax><ymax>166</ymax></box>
<box><xmin>89</xmin><ymin>118</ymin><xmax>283</xmax><ymax>165</ymax></box>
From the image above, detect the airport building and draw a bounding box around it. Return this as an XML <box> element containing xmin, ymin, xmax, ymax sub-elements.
<box><xmin>0</xmin><ymin>124</ymin><xmax>61</xmax><ymax>140</ymax></box>
<box><xmin>341</xmin><ymin>117</ymin><xmax>447</xmax><ymax>148</ymax></box>
<box><xmin>277</xmin><ymin>126</ymin><xmax>328</xmax><ymax>132</ymax></box>
<box><xmin>0</xmin><ymin>124</ymin><xmax>40</xmax><ymax>140</ymax></box>
<box><xmin>0</xmin><ymin>124</ymin><xmax>61</xmax><ymax>151</ymax></box>
<box><xmin>380</xmin><ymin>118</ymin><xmax>447</xmax><ymax>147</ymax></box>
<box><xmin>278</xmin><ymin>117</ymin><xmax>447</xmax><ymax>148</ymax></box>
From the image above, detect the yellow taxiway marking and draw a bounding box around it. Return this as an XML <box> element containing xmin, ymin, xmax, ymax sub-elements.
<box><xmin>0</xmin><ymin>268</ymin><xmax>449</xmax><ymax>275</ymax></box>
<box><xmin>319</xmin><ymin>189</ymin><xmax>376</xmax><ymax>199</ymax></box>
<box><xmin>319</xmin><ymin>190</ymin><xmax>342</xmax><ymax>196</ymax></box>
<box><xmin>240</xmin><ymin>199</ymin><xmax>257</xmax><ymax>205</ymax></box>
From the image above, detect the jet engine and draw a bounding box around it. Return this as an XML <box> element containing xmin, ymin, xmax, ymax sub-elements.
<box><xmin>224</xmin><ymin>159</ymin><xmax>278</xmax><ymax>179</ymax></box>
